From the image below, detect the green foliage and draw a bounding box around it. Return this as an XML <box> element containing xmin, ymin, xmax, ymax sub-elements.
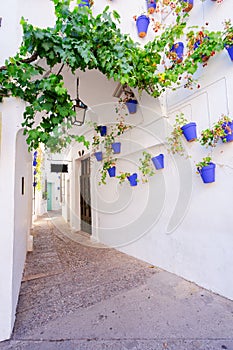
<box><xmin>99</xmin><ymin>158</ymin><xmax>116</xmax><ymax>185</ymax></box>
<box><xmin>0</xmin><ymin>0</ymin><xmax>227</xmax><ymax>150</ymax></box>
<box><xmin>139</xmin><ymin>151</ymin><xmax>155</xmax><ymax>182</ymax></box>
<box><xmin>199</xmin><ymin>115</ymin><xmax>232</xmax><ymax>147</ymax></box>
<box><xmin>167</xmin><ymin>113</ymin><xmax>189</xmax><ymax>156</ymax></box>
<box><xmin>196</xmin><ymin>156</ymin><xmax>212</xmax><ymax>172</ymax></box>
<box><xmin>116</xmin><ymin>172</ymin><xmax>131</xmax><ymax>184</ymax></box>
<box><xmin>223</xmin><ymin>19</ymin><xmax>233</xmax><ymax>47</ymax></box>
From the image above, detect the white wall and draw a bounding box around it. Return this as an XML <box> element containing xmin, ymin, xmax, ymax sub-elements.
<box><xmin>0</xmin><ymin>0</ymin><xmax>55</xmax><ymax>341</ymax></box>
<box><xmin>88</xmin><ymin>0</ymin><xmax>233</xmax><ymax>301</ymax></box>
<box><xmin>0</xmin><ymin>98</ymin><xmax>32</xmax><ymax>341</ymax></box>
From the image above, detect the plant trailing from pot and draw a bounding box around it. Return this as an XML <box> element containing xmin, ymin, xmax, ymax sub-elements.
<box><xmin>78</xmin><ymin>0</ymin><xmax>94</xmax><ymax>7</ymax></box>
<box><xmin>199</xmin><ymin>115</ymin><xmax>233</xmax><ymax>147</ymax></box>
<box><xmin>187</xmin><ymin>27</ymin><xmax>223</xmax><ymax>65</ymax></box>
<box><xmin>99</xmin><ymin>158</ymin><xmax>116</xmax><ymax>185</ymax></box>
<box><xmin>167</xmin><ymin>113</ymin><xmax>196</xmax><ymax>157</ymax></box>
<box><xmin>223</xmin><ymin>19</ymin><xmax>233</xmax><ymax>61</ymax></box>
<box><xmin>167</xmin><ymin>42</ymin><xmax>184</xmax><ymax>63</ymax></box>
<box><xmin>119</xmin><ymin>86</ymin><xmax>138</xmax><ymax>115</ymax></box>
<box><xmin>196</xmin><ymin>156</ymin><xmax>216</xmax><ymax>184</ymax></box>
<box><xmin>139</xmin><ymin>151</ymin><xmax>155</xmax><ymax>183</ymax></box>
<box><xmin>117</xmin><ymin>171</ymin><xmax>131</xmax><ymax>184</ymax></box>
<box><xmin>33</xmin><ymin>148</ymin><xmax>43</xmax><ymax>190</ymax></box>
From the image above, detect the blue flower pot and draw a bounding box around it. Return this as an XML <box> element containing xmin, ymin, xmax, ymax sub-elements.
<box><xmin>98</xmin><ymin>125</ymin><xmax>107</xmax><ymax>136</ymax></box>
<box><xmin>33</xmin><ymin>160</ymin><xmax>37</xmax><ymax>166</ymax></box>
<box><xmin>78</xmin><ymin>0</ymin><xmax>90</xmax><ymax>7</ymax></box>
<box><xmin>127</xmin><ymin>173</ymin><xmax>138</xmax><ymax>187</ymax></box>
<box><xmin>94</xmin><ymin>151</ymin><xmax>103</xmax><ymax>161</ymax></box>
<box><xmin>33</xmin><ymin>182</ymin><xmax>37</xmax><ymax>187</ymax></box>
<box><xmin>152</xmin><ymin>154</ymin><xmax>164</xmax><ymax>170</ymax></box>
<box><xmin>194</xmin><ymin>38</ymin><xmax>209</xmax><ymax>62</ymax></box>
<box><xmin>181</xmin><ymin>122</ymin><xmax>197</xmax><ymax>142</ymax></box>
<box><xmin>107</xmin><ymin>166</ymin><xmax>116</xmax><ymax>177</ymax></box>
<box><xmin>182</xmin><ymin>0</ymin><xmax>193</xmax><ymax>12</ymax></box>
<box><xmin>221</xmin><ymin>121</ymin><xmax>233</xmax><ymax>143</ymax></box>
<box><xmin>170</xmin><ymin>42</ymin><xmax>184</xmax><ymax>62</ymax></box>
<box><xmin>225</xmin><ymin>45</ymin><xmax>233</xmax><ymax>61</ymax></box>
<box><xmin>225</xmin><ymin>133</ymin><xmax>233</xmax><ymax>142</ymax></box>
<box><xmin>112</xmin><ymin>142</ymin><xmax>121</xmax><ymax>154</ymax></box>
<box><xmin>147</xmin><ymin>1</ymin><xmax>156</xmax><ymax>14</ymax></box>
<box><xmin>136</xmin><ymin>15</ymin><xmax>150</xmax><ymax>38</ymax></box>
<box><xmin>199</xmin><ymin>163</ymin><xmax>216</xmax><ymax>184</ymax></box>
<box><xmin>125</xmin><ymin>99</ymin><xmax>138</xmax><ymax>114</ymax></box>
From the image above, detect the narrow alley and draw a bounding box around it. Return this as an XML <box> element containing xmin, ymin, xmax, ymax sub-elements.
<box><xmin>1</xmin><ymin>213</ymin><xmax>233</xmax><ymax>350</ymax></box>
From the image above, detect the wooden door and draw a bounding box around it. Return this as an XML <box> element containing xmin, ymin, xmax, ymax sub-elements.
<box><xmin>80</xmin><ymin>158</ymin><xmax>92</xmax><ymax>234</ymax></box>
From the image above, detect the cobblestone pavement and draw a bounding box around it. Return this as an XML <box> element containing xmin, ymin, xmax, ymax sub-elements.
<box><xmin>1</xmin><ymin>212</ymin><xmax>233</xmax><ymax>350</ymax></box>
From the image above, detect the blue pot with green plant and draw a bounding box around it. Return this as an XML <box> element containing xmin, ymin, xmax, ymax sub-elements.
<box><xmin>125</xmin><ymin>99</ymin><xmax>138</xmax><ymax>114</ymax></box>
<box><xmin>181</xmin><ymin>122</ymin><xmax>197</xmax><ymax>142</ymax></box>
<box><xmin>182</xmin><ymin>0</ymin><xmax>193</xmax><ymax>12</ymax></box>
<box><xmin>197</xmin><ymin>157</ymin><xmax>216</xmax><ymax>184</ymax></box>
<box><xmin>112</xmin><ymin>142</ymin><xmax>121</xmax><ymax>154</ymax></box>
<box><xmin>127</xmin><ymin>173</ymin><xmax>138</xmax><ymax>186</ymax></box>
<box><xmin>170</xmin><ymin>42</ymin><xmax>184</xmax><ymax>63</ymax></box>
<box><xmin>151</xmin><ymin>154</ymin><xmax>164</xmax><ymax>170</ymax></box>
<box><xmin>221</xmin><ymin>121</ymin><xmax>233</xmax><ymax>142</ymax></box>
<box><xmin>78</xmin><ymin>0</ymin><xmax>90</xmax><ymax>7</ymax></box>
<box><xmin>98</xmin><ymin>125</ymin><xmax>107</xmax><ymax>136</ymax></box>
<box><xmin>147</xmin><ymin>0</ymin><xmax>156</xmax><ymax>14</ymax></box>
<box><xmin>107</xmin><ymin>166</ymin><xmax>116</xmax><ymax>177</ymax></box>
<box><xmin>94</xmin><ymin>151</ymin><xmax>103</xmax><ymax>161</ymax></box>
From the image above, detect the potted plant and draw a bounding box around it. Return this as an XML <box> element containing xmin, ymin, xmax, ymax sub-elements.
<box><xmin>133</xmin><ymin>15</ymin><xmax>150</xmax><ymax>38</ymax></box>
<box><xmin>78</xmin><ymin>0</ymin><xmax>94</xmax><ymax>7</ymax></box>
<box><xmin>147</xmin><ymin>0</ymin><xmax>156</xmax><ymax>14</ymax></box>
<box><xmin>167</xmin><ymin>114</ymin><xmax>197</xmax><ymax>157</ymax></box>
<box><xmin>120</xmin><ymin>88</ymin><xmax>138</xmax><ymax>114</ymax></box>
<box><xmin>99</xmin><ymin>158</ymin><xmax>116</xmax><ymax>185</ymax></box>
<box><xmin>117</xmin><ymin>172</ymin><xmax>138</xmax><ymax>186</ymax></box>
<box><xmin>111</xmin><ymin>142</ymin><xmax>121</xmax><ymax>154</ymax></box>
<box><xmin>196</xmin><ymin>156</ymin><xmax>216</xmax><ymax>184</ymax></box>
<box><xmin>168</xmin><ymin>42</ymin><xmax>184</xmax><ymax>63</ymax></box>
<box><xmin>182</xmin><ymin>0</ymin><xmax>193</xmax><ymax>12</ymax></box>
<box><xmin>223</xmin><ymin>20</ymin><xmax>233</xmax><ymax>61</ymax></box>
<box><xmin>117</xmin><ymin>172</ymin><xmax>131</xmax><ymax>184</ymax></box>
<box><xmin>127</xmin><ymin>173</ymin><xmax>138</xmax><ymax>186</ymax></box>
<box><xmin>92</xmin><ymin>134</ymin><xmax>103</xmax><ymax>161</ymax></box>
<box><xmin>187</xmin><ymin>29</ymin><xmax>222</xmax><ymax>64</ymax></box>
<box><xmin>98</xmin><ymin>125</ymin><xmax>107</xmax><ymax>137</ymax></box>
<box><xmin>151</xmin><ymin>153</ymin><xmax>164</xmax><ymax>170</ymax></box>
<box><xmin>199</xmin><ymin>115</ymin><xmax>233</xmax><ymax>147</ymax></box>
<box><xmin>139</xmin><ymin>151</ymin><xmax>155</xmax><ymax>183</ymax></box>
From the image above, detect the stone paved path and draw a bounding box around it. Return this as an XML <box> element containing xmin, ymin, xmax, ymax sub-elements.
<box><xmin>1</xmin><ymin>213</ymin><xmax>233</xmax><ymax>350</ymax></box>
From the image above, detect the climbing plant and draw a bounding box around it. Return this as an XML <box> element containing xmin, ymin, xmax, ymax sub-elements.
<box><xmin>0</xmin><ymin>0</ymin><xmax>225</xmax><ymax>150</ymax></box>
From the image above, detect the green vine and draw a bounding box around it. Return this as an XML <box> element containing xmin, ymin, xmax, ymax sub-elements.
<box><xmin>0</xmin><ymin>0</ymin><xmax>226</xmax><ymax>150</ymax></box>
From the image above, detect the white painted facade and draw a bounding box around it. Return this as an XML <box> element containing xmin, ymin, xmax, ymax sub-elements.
<box><xmin>0</xmin><ymin>0</ymin><xmax>233</xmax><ymax>342</ymax></box>
<box><xmin>61</xmin><ymin>0</ymin><xmax>233</xmax><ymax>302</ymax></box>
<box><xmin>0</xmin><ymin>0</ymin><xmax>55</xmax><ymax>341</ymax></box>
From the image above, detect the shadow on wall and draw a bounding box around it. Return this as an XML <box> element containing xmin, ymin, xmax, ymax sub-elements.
<box><xmin>12</xmin><ymin>129</ymin><xmax>32</xmax><ymax>325</ymax></box>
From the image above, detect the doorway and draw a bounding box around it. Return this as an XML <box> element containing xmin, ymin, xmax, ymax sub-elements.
<box><xmin>47</xmin><ymin>182</ymin><xmax>52</xmax><ymax>211</ymax></box>
<box><xmin>80</xmin><ymin>158</ymin><xmax>92</xmax><ymax>234</ymax></box>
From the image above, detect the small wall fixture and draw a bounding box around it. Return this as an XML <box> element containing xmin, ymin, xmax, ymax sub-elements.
<box><xmin>71</xmin><ymin>78</ymin><xmax>88</xmax><ymax>126</ymax></box>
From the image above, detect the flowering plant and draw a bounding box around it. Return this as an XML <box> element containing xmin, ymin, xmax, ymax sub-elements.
<box><xmin>199</xmin><ymin>115</ymin><xmax>232</xmax><ymax>147</ymax></box>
